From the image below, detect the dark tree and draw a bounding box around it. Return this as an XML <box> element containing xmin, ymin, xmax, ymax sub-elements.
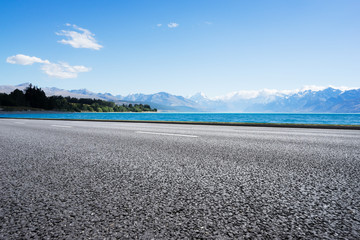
<box><xmin>9</xmin><ymin>89</ymin><xmax>27</xmax><ymax>106</ymax></box>
<box><xmin>24</xmin><ymin>84</ymin><xmax>48</xmax><ymax>109</ymax></box>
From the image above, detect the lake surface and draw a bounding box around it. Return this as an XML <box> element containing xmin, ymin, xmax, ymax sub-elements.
<box><xmin>1</xmin><ymin>112</ymin><xmax>360</xmax><ymax>125</ymax></box>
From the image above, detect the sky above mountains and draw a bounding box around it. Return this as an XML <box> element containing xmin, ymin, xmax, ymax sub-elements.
<box><xmin>1</xmin><ymin>0</ymin><xmax>359</xmax><ymax>97</ymax></box>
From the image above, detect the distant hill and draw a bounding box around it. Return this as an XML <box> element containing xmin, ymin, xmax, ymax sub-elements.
<box><xmin>1</xmin><ymin>83</ymin><xmax>359</xmax><ymax>112</ymax></box>
<box><xmin>0</xmin><ymin>83</ymin><xmax>201</xmax><ymax>112</ymax></box>
<box><xmin>0</xmin><ymin>83</ymin><xmax>119</xmax><ymax>101</ymax></box>
<box><xmin>0</xmin><ymin>85</ymin><xmax>156</xmax><ymax>112</ymax></box>
<box><xmin>119</xmin><ymin>92</ymin><xmax>203</xmax><ymax>112</ymax></box>
<box><xmin>0</xmin><ymin>82</ymin><xmax>31</xmax><ymax>93</ymax></box>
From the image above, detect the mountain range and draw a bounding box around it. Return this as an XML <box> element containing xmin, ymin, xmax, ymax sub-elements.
<box><xmin>1</xmin><ymin>83</ymin><xmax>360</xmax><ymax>113</ymax></box>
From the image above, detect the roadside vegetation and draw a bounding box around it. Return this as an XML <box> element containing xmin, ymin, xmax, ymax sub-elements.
<box><xmin>0</xmin><ymin>84</ymin><xmax>157</xmax><ymax>112</ymax></box>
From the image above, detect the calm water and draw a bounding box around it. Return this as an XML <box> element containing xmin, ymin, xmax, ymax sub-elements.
<box><xmin>0</xmin><ymin>112</ymin><xmax>360</xmax><ymax>125</ymax></box>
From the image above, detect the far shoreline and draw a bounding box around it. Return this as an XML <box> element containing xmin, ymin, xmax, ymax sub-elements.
<box><xmin>0</xmin><ymin>110</ymin><xmax>68</xmax><ymax>114</ymax></box>
<box><xmin>0</xmin><ymin>110</ymin><xmax>158</xmax><ymax>114</ymax></box>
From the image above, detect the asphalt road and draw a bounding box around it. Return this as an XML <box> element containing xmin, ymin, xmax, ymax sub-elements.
<box><xmin>0</xmin><ymin>119</ymin><xmax>359</xmax><ymax>239</ymax></box>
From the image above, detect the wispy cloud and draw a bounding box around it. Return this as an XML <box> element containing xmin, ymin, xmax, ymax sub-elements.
<box><xmin>6</xmin><ymin>54</ymin><xmax>49</xmax><ymax>65</ymax></box>
<box><xmin>41</xmin><ymin>62</ymin><xmax>91</xmax><ymax>79</ymax></box>
<box><xmin>56</xmin><ymin>24</ymin><xmax>103</xmax><ymax>50</ymax></box>
<box><xmin>167</xmin><ymin>22</ymin><xmax>179</xmax><ymax>28</ymax></box>
<box><xmin>204</xmin><ymin>21</ymin><xmax>212</xmax><ymax>25</ymax></box>
<box><xmin>6</xmin><ymin>54</ymin><xmax>91</xmax><ymax>79</ymax></box>
<box><xmin>156</xmin><ymin>24</ymin><xmax>162</xmax><ymax>27</ymax></box>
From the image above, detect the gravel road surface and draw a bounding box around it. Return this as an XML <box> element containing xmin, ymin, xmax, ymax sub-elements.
<box><xmin>0</xmin><ymin>119</ymin><xmax>359</xmax><ymax>239</ymax></box>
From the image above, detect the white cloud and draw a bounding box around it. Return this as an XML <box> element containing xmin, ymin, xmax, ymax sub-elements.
<box><xmin>6</xmin><ymin>54</ymin><xmax>91</xmax><ymax>79</ymax></box>
<box><xmin>6</xmin><ymin>54</ymin><xmax>49</xmax><ymax>65</ymax></box>
<box><xmin>157</xmin><ymin>24</ymin><xmax>162</xmax><ymax>27</ymax></box>
<box><xmin>41</xmin><ymin>62</ymin><xmax>91</xmax><ymax>79</ymax></box>
<box><xmin>167</xmin><ymin>22</ymin><xmax>179</xmax><ymax>28</ymax></box>
<box><xmin>204</xmin><ymin>21</ymin><xmax>212</xmax><ymax>25</ymax></box>
<box><xmin>56</xmin><ymin>24</ymin><xmax>103</xmax><ymax>50</ymax></box>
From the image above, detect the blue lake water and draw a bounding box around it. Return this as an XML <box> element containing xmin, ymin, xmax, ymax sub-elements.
<box><xmin>1</xmin><ymin>112</ymin><xmax>360</xmax><ymax>125</ymax></box>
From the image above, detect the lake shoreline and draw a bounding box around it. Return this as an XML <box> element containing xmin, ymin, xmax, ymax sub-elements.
<box><xmin>1</xmin><ymin>112</ymin><xmax>359</xmax><ymax>126</ymax></box>
<box><xmin>1</xmin><ymin>117</ymin><xmax>360</xmax><ymax>130</ymax></box>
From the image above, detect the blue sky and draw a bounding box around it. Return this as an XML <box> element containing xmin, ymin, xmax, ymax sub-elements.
<box><xmin>1</xmin><ymin>0</ymin><xmax>359</xmax><ymax>97</ymax></box>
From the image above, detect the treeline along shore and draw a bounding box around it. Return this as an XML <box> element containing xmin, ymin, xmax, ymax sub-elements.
<box><xmin>0</xmin><ymin>84</ymin><xmax>157</xmax><ymax>112</ymax></box>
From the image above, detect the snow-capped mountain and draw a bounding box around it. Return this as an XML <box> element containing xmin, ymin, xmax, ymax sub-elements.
<box><xmin>119</xmin><ymin>92</ymin><xmax>202</xmax><ymax>112</ymax></box>
<box><xmin>188</xmin><ymin>92</ymin><xmax>209</xmax><ymax>103</ymax></box>
<box><xmin>1</xmin><ymin>83</ymin><xmax>360</xmax><ymax>112</ymax></box>
<box><xmin>188</xmin><ymin>92</ymin><xmax>225</xmax><ymax>111</ymax></box>
<box><xmin>245</xmin><ymin>87</ymin><xmax>360</xmax><ymax>113</ymax></box>
<box><xmin>189</xmin><ymin>86</ymin><xmax>360</xmax><ymax>113</ymax></box>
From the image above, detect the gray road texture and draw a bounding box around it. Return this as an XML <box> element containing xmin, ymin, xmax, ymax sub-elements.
<box><xmin>0</xmin><ymin>119</ymin><xmax>359</xmax><ymax>239</ymax></box>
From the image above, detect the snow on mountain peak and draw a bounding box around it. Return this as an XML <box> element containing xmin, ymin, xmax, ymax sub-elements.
<box><xmin>212</xmin><ymin>85</ymin><xmax>358</xmax><ymax>101</ymax></box>
<box><xmin>213</xmin><ymin>89</ymin><xmax>294</xmax><ymax>101</ymax></box>
<box><xmin>189</xmin><ymin>92</ymin><xmax>209</xmax><ymax>102</ymax></box>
